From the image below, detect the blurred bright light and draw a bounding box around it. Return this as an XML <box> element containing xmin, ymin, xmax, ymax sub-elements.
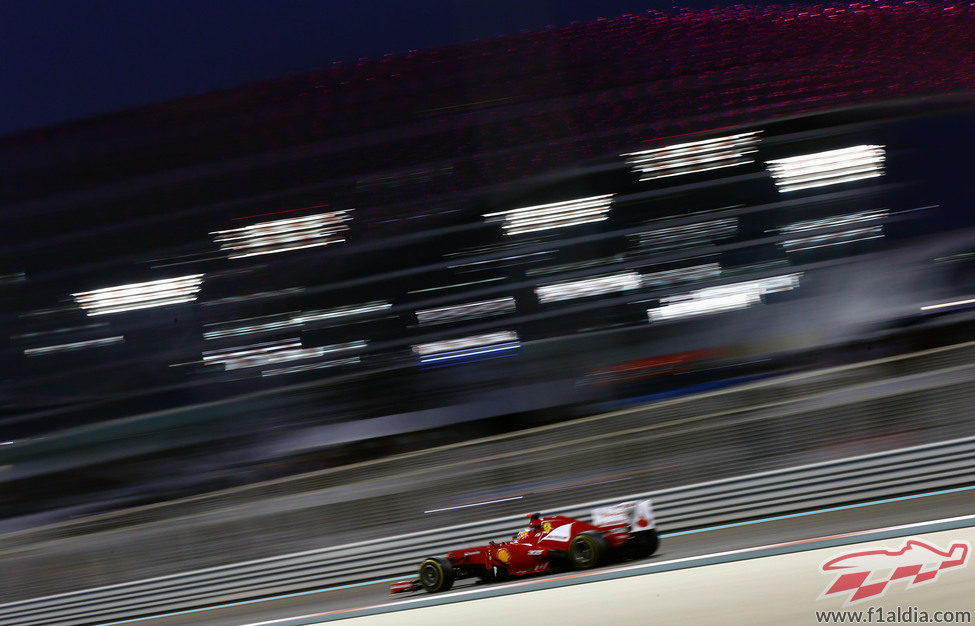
<box><xmin>24</xmin><ymin>336</ymin><xmax>124</xmax><ymax>356</ymax></box>
<box><xmin>424</xmin><ymin>495</ymin><xmax>524</xmax><ymax>513</ymax></box>
<box><xmin>779</xmin><ymin>209</ymin><xmax>887</xmax><ymax>234</ymax></box>
<box><xmin>633</xmin><ymin>218</ymin><xmax>738</xmax><ymax>252</ymax></box>
<box><xmin>622</xmin><ymin>132</ymin><xmax>760</xmax><ymax>181</ymax></box>
<box><xmin>412</xmin><ymin>330</ymin><xmax>519</xmax><ymax>364</ymax></box>
<box><xmin>536</xmin><ymin>271</ymin><xmax>642</xmax><ymax>304</ymax></box>
<box><xmin>204</xmin><ymin>339</ymin><xmax>365</xmax><ymax>370</ymax></box>
<box><xmin>649</xmin><ymin>273</ymin><xmax>801</xmax><ymax>322</ymax></box>
<box><xmin>293</xmin><ymin>301</ymin><xmax>392</xmax><ymax>323</ymax></box>
<box><xmin>781</xmin><ymin>226</ymin><xmax>884</xmax><ymax>252</ymax></box>
<box><xmin>484</xmin><ymin>195</ymin><xmax>614</xmax><ymax>236</ymax></box>
<box><xmin>448</xmin><ymin>251</ymin><xmax>554</xmax><ymax>271</ymax></box>
<box><xmin>211</xmin><ymin>211</ymin><xmax>352</xmax><ymax>259</ymax></box>
<box><xmin>650</xmin><ymin>292</ymin><xmax>757</xmax><ymax>321</ymax></box>
<box><xmin>204</xmin><ymin>314</ymin><xmax>294</xmax><ymax>340</ymax></box>
<box><xmin>409</xmin><ymin>277</ymin><xmax>507</xmax><ymax>294</ymax></box>
<box><xmin>416</xmin><ymin>297</ymin><xmax>516</xmax><ymax>325</ymax></box>
<box><xmin>767</xmin><ymin>145</ymin><xmax>885</xmax><ymax>193</ymax></box>
<box><xmin>921</xmin><ymin>298</ymin><xmax>975</xmax><ymax>312</ymax></box>
<box><xmin>204</xmin><ymin>301</ymin><xmax>391</xmax><ymax>340</ymax></box>
<box><xmin>641</xmin><ymin>263</ymin><xmax>721</xmax><ymax>288</ymax></box>
<box><xmin>203</xmin><ymin>287</ymin><xmax>305</xmax><ymax>307</ymax></box>
<box><xmin>72</xmin><ymin>275</ymin><xmax>204</xmax><ymax>316</ymax></box>
<box><xmin>12</xmin><ymin>323</ymin><xmax>108</xmax><ymax>341</ymax></box>
<box><xmin>526</xmin><ymin>256</ymin><xmax>622</xmax><ymax>277</ymax></box>
<box><xmin>261</xmin><ymin>357</ymin><xmax>361</xmax><ymax>377</ymax></box>
<box><xmin>779</xmin><ymin>209</ymin><xmax>887</xmax><ymax>252</ymax></box>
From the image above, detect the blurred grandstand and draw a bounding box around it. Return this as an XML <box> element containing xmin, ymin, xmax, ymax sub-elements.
<box><xmin>1</xmin><ymin>1</ymin><xmax>975</xmax><ymax>530</ymax></box>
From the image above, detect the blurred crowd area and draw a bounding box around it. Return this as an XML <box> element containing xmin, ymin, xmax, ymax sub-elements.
<box><xmin>3</xmin><ymin>2</ymin><xmax>973</xmax><ymax>208</ymax></box>
<box><xmin>1</xmin><ymin>2</ymin><xmax>974</xmax><ymax>534</ymax></box>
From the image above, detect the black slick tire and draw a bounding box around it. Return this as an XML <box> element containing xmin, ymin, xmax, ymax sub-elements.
<box><xmin>418</xmin><ymin>557</ymin><xmax>455</xmax><ymax>592</ymax></box>
<box><xmin>629</xmin><ymin>528</ymin><xmax>659</xmax><ymax>558</ymax></box>
<box><xmin>568</xmin><ymin>531</ymin><xmax>606</xmax><ymax>569</ymax></box>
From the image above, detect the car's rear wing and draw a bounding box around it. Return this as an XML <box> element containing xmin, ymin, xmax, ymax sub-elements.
<box><xmin>591</xmin><ymin>499</ymin><xmax>655</xmax><ymax>530</ymax></box>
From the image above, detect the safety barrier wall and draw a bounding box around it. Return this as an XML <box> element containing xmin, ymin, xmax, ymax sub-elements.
<box><xmin>4</xmin><ymin>342</ymin><xmax>975</xmax><ymax>606</ymax></box>
<box><xmin>6</xmin><ymin>338</ymin><xmax>975</xmax><ymax>554</ymax></box>
<box><xmin>0</xmin><ymin>436</ymin><xmax>973</xmax><ymax>625</ymax></box>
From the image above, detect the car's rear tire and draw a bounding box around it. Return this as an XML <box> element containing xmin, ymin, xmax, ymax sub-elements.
<box><xmin>568</xmin><ymin>531</ymin><xmax>606</xmax><ymax>569</ymax></box>
<box><xmin>418</xmin><ymin>557</ymin><xmax>455</xmax><ymax>592</ymax></box>
<box><xmin>629</xmin><ymin>529</ymin><xmax>659</xmax><ymax>558</ymax></box>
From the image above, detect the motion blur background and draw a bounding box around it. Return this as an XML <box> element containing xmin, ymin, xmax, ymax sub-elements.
<box><xmin>1</xmin><ymin>1</ymin><xmax>974</xmax><ymax>622</ymax></box>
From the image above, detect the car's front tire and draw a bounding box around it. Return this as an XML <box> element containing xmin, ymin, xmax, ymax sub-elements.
<box><xmin>418</xmin><ymin>557</ymin><xmax>455</xmax><ymax>592</ymax></box>
<box><xmin>568</xmin><ymin>531</ymin><xmax>606</xmax><ymax>569</ymax></box>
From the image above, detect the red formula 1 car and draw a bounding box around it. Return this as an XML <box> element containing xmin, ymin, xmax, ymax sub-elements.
<box><xmin>390</xmin><ymin>500</ymin><xmax>659</xmax><ymax>594</ymax></box>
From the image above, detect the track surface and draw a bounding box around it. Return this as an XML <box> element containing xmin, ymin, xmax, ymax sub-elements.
<box><xmin>112</xmin><ymin>488</ymin><xmax>974</xmax><ymax>626</ymax></box>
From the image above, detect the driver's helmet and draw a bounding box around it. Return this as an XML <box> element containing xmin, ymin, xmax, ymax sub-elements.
<box><xmin>514</xmin><ymin>513</ymin><xmax>543</xmax><ymax>540</ymax></box>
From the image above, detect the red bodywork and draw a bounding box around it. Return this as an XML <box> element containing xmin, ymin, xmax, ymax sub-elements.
<box><xmin>390</xmin><ymin>508</ymin><xmax>657</xmax><ymax>593</ymax></box>
<box><xmin>584</xmin><ymin>349</ymin><xmax>723</xmax><ymax>386</ymax></box>
<box><xmin>448</xmin><ymin>515</ymin><xmax>629</xmax><ymax>577</ymax></box>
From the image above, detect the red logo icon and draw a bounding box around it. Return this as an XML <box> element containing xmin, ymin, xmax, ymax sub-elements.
<box><xmin>820</xmin><ymin>538</ymin><xmax>969</xmax><ymax>603</ymax></box>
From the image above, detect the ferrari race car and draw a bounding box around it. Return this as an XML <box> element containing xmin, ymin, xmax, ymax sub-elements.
<box><xmin>390</xmin><ymin>499</ymin><xmax>658</xmax><ymax>594</ymax></box>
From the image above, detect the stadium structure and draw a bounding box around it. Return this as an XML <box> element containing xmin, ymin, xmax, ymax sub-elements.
<box><xmin>1</xmin><ymin>2</ymin><xmax>975</xmax><ymax>520</ymax></box>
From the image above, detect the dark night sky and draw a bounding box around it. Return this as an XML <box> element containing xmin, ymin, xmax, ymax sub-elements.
<box><xmin>0</xmin><ymin>0</ymin><xmax>798</xmax><ymax>138</ymax></box>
